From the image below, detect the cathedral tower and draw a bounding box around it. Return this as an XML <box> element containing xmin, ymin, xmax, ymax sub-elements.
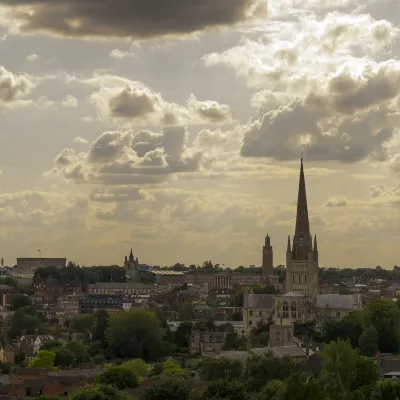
<box><xmin>262</xmin><ymin>234</ymin><xmax>273</xmax><ymax>276</ymax></box>
<box><xmin>286</xmin><ymin>159</ymin><xmax>319</xmax><ymax>296</ymax></box>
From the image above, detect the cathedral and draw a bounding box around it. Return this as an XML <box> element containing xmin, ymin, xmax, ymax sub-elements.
<box><xmin>286</xmin><ymin>158</ymin><xmax>319</xmax><ymax>296</ymax></box>
<box><xmin>243</xmin><ymin>159</ymin><xmax>363</xmax><ymax>340</ymax></box>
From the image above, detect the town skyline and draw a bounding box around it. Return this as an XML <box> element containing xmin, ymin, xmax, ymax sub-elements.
<box><xmin>0</xmin><ymin>0</ymin><xmax>399</xmax><ymax>269</ymax></box>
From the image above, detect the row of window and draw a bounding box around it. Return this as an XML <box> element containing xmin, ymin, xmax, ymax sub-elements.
<box><xmin>291</xmin><ymin>274</ymin><xmax>307</xmax><ymax>283</ymax></box>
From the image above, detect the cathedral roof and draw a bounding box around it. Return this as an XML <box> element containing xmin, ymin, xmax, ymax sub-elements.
<box><xmin>247</xmin><ymin>294</ymin><xmax>275</xmax><ymax>309</ymax></box>
<box><xmin>315</xmin><ymin>294</ymin><xmax>354</xmax><ymax>309</ymax></box>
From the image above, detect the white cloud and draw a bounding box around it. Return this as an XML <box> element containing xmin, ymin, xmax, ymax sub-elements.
<box><xmin>109</xmin><ymin>49</ymin><xmax>133</xmax><ymax>59</ymax></box>
<box><xmin>62</xmin><ymin>95</ymin><xmax>78</xmax><ymax>108</ymax></box>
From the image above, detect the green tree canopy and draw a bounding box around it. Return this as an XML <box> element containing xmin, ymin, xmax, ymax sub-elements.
<box><xmin>202</xmin><ymin>379</ymin><xmax>246</xmax><ymax>400</ymax></box>
<box><xmin>69</xmin><ymin>384</ymin><xmax>131</xmax><ymax>400</ymax></box>
<box><xmin>106</xmin><ymin>309</ymin><xmax>164</xmax><ymax>360</ymax></box>
<box><xmin>10</xmin><ymin>294</ymin><xmax>32</xmax><ymax>311</ymax></box>
<box><xmin>245</xmin><ymin>354</ymin><xmax>299</xmax><ymax>392</ymax></box>
<box><xmin>141</xmin><ymin>377</ymin><xmax>192</xmax><ymax>400</ymax></box>
<box><xmin>174</xmin><ymin>321</ymin><xmax>192</xmax><ymax>349</ymax></box>
<box><xmin>122</xmin><ymin>358</ymin><xmax>151</xmax><ymax>379</ymax></box>
<box><xmin>323</xmin><ymin>312</ymin><xmax>362</xmax><ymax>348</ymax></box>
<box><xmin>321</xmin><ymin>339</ymin><xmax>379</xmax><ymax>400</ymax></box>
<box><xmin>65</xmin><ymin>340</ymin><xmax>90</xmax><ymax>365</ymax></box>
<box><xmin>28</xmin><ymin>350</ymin><xmax>56</xmax><ymax>370</ymax></box>
<box><xmin>199</xmin><ymin>358</ymin><xmax>243</xmax><ymax>382</ymax></box>
<box><xmin>358</xmin><ymin>325</ymin><xmax>379</xmax><ymax>357</ymax></box>
<box><xmin>362</xmin><ymin>298</ymin><xmax>400</xmax><ymax>353</ymax></box>
<box><xmin>92</xmin><ymin>310</ymin><xmax>110</xmax><ymax>344</ymax></box>
<box><xmin>54</xmin><ymin>347</ymin><xmax>75</xmax><ymax>367</ymax></box>
<box><xmin>70</xmin><ymin>314</ymin><xmax>94</xmax><ymax>335</ymax></box>
<box><xmin>95</xmin><ymin>366</ymin><xmax>139</xmax><ymax>390</ymax></box>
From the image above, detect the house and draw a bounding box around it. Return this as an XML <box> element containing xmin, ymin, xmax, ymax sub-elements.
<box><xmin>1</xmin><ymin>367</ymin><xmax>103</xmax><ymax>397</ymax></box>
<box><xmin>189</xmin><ymin>330</ymin><xmax>226</xmax><ymax>356</ymax></box>
<box><xmin>0</xmin><ymin>344</ymin><xmax>15</xmax><ymax>364</ymax></box>
<box><xmin>15</xmin><ymin>335</ymin><xmax>54</xmax><ymax>357</ymax></box>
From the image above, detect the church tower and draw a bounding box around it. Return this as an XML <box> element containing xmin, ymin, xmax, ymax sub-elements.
<box><xmin>262</xmin><ymin>234</ymin><xmax>273</xmax><ymax>276</ymax></box>
<box><xmin>286</xmin><ymin>159</ymin><xmax>319</xmax><ymax>296</ymax></box>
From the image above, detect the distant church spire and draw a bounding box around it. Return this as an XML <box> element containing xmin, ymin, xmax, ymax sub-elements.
<box><xmin>129</xmin><ymin>248</ymin><xmax>134</xmax><ymax>262</ymax></box>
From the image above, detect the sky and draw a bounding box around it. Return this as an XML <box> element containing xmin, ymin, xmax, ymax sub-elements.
<box><xmin>0</xmin><ymin>0</ymin><xmax>399</xmax><ymax>269</ymax></box>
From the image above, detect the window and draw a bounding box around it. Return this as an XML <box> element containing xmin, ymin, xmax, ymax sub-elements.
<box><xmin>304</xmin><ymin>275</ymin><xmax>307</xmax><ymax>283</ymax></box>
<box><xmin>292</xmin><ymin>275</ymin><xmax>295</xmax><ymax>283</ymax></box>
<box><xmin>283</xmin><ymin>301</ymin><xmax>289</xmax><ymax>319</ymax></box>
<box><xmin>250</xmin><ymin>310</ymin><xmax>253</xmax><ymax>316</ymax></box>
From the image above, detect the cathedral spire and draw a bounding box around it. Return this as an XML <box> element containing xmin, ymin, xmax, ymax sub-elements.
<box><xmin>287</xmin><ymin>235</ymin><xmax>291</xmax><ymax>252</ymax></box>
<box><xmin>129</xmin><ymin>248</ymin><xmax>134</xmax><ymax>262</ymax></box>
<box><xmin>314</xmin><ymin>234</ymin><xmax>318</xmax><ymax>251</ymax></box>
<box><xmin>294</xmin><ymin>158</ymin><xmax>310</xmax><ymax>240</ymax></box>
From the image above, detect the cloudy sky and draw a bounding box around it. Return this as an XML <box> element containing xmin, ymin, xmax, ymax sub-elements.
<box><xmin>0</xmin><ymin>0</ymin><xmax>399</xmax><ymax>269</ymax></box>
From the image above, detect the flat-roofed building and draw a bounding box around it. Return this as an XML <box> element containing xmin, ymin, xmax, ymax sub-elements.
<box><xmin>16</xmin><ymin>258</ymin><xmax>67</xmax><ymax>273</ymax></box>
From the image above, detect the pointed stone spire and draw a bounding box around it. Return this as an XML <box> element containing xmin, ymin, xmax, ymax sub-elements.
<box><xmin>287</xmin><ymin>235</ymin><xmax>291</xmax><ymax>252</ymax></box>
<box><xmin>292</xmin><ymin>158</ymin><xmax>312</xmax><ymax>260</ymax></box>
<box><xmin>314</xmin><ymin>234</ymin><xmax>318</xmax><ymax>252</ymax></box>
<box><xmin>129</xmin><ymin>248</ymin><xmax>134</xmax><ymax>262</ymax></box>
<box><xmin>294</xmin><ymin>158</ymin><xmax>310</xmax><ymax>239</ymax></box>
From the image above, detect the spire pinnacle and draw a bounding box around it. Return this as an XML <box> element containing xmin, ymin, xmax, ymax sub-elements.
<box><xmin>287</xmin><ymin>235</ymin><xmax>291</xmax><ymax>252</ymax></box>
<box><xmin>294</xmin><ymin>158</ymin><xmax>310</xmax><ymax>239</ymax></box>
<box><xmin>314</xmin><ymin>234</ymin><xmax>318</xmax><ymax>251</ymax></box>
<box><xmin>292</xmin><ymin>158</ymin><xmax>312</xmax><ymax>260</ymax></box>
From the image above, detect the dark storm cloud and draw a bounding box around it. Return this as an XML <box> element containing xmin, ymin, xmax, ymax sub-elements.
<box><xmin>0</xmin><ymin>0</ymin><xmax>266</xmax><ymax>39</ymax></box>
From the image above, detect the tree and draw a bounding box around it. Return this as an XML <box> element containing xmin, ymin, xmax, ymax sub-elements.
<box><xmin>362</xmin><ymin>298</ymin><xmax>400</xmax><ymax>353</ymax></box>
<box><xmin>199</xmin><ymin>358</ymin><xmax>243</xmax><ymax>382</ymax></box>
<box><xmin>178</xmin><ymin>302</ymin><xmax>194</xmax><ymax>321</ymax></box>
<box><xmin>321</xmin><ymin>339</ymin><xmax>379</xmax><ymax>400</ymax></box>
<box><xmin>70</xmin><ymin>314</ymin><xmax>94</xmax><ymax>337</ymax></box>
<box><xmin>122</xmin><ymin>358</ymin><xmax>151</xmax><ymax>379</ymax></box>
<box><xmin>202</xmin><ymin>379</ymin><xmax>246</xmax><ymax>400</ymax></box>
<box><xmin>9</xmin><ymin>294</ymin><xmax>31</xmax><ymax>310</ymax></box>
<box><xmin>65</xmin><ymin>340</ymin><xmax>90</xmax><ymax>365</ymax></box>
<box><xmin>358</xmin><ymin>325</ymin><xmax>379</xmax><ymax>357</ymax></box>
<box><xmin>69</xmin><ymin>384</ymin><xmax>131</xmax><ymax>400</ymax></box>
<box><xmin>54</xmin><ymin>347</ymin><xmax>75</xmax><ymax>367</ymax></box>
<box><xmin>174</xmin><ymin>321</ymin><xmax>192</xmax><ymax>348</ymax></box>
<box><xmin>92</xmin><ymin>310</ymin><xmax>110</xmax><ymax>344</ymax></box>
<box><xmin>285</xmin><ymin>372</ymin><xmax>325</xmax><ymax>400</ymax></box>
<box><xmin>161</xmin><ymin>360</ymin><xmax>189</xmax><ymax>378</ymax></box>
<box><xmin>106</xmin><ymin>309</ymin><xmax>164</xmax><ymax>360</ymax></box>
<box><xmin>246</xmin><ymin>354</ymin><xmax>298</xmax><ymax>392</ymax></box>
<box><xmin>40</xmin><ymin>340</ymin><xmax>63</xmax><ymax>351</ymax></box>
<box><xmin>257</xmin><ymin>379</ymin><xmax>286</xmax><ymax>400</ymax></box>
<box><xmin>95</xmin><ymin>366</ymin><xmax>139</xmax><ymax>390</ymax></box>
<box><xmin>141</xmin><ymin>377</ymin><xmax>192</xmax><ymax>400</ymax></box>
<box><xmin>371</xmin><ymin>379</ymin><xmax>400</xmax><ymax>400</ymax></box>
<box><xmin>322</xmin><ymin>340</ymin><xmax>358</xmax><ymax>400</ymax></box>
<box><xmin>28</xmin><ymin>350</ymin><xmax>56</xmax><ymax>370</ymax></box>
<box><xmin>222</xmin><ymin>332</ymin><xmax>246</xmax><ymax>351</ymax></box>
<box><xmin>8</xmin><ymin>306</ymin><xmax>43</xmax><ymax>339</ymax></box>
<box><xmin>323</xmin><ymin>312</ymin><xmax>362</xmax><ymax>348</ymax></box>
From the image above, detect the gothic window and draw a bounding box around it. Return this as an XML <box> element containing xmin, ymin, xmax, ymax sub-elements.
<box><xmin>291</xmin><ymin>302</ymin><xmax>297</xmax><ymax>319</ymax></box>
<box><xmin>292</xmin><ymin>274</ymin><xmax>295</xmax><ymax>283</ymax></box>
<box><xmin>283</xmin><ymin>301</ymin><xmax>289</xmax><ymax>319</ymax></box>
<box><xmin>298</xmin><ymin>275</ymin><xmax>301</xmax><ymax>283</ymax></box>
<box><xmin>304</xmin><ymin>275</ymin><xmax>307</xmax><ymax>283</ymax></box>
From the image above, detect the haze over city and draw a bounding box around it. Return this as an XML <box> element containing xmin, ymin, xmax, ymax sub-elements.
<box><xmin>0</xmin><ymin>0</ymin><xmax>399</xmax><ymax>269</ymax></box>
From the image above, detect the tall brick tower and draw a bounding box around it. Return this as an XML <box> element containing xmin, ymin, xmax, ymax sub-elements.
<box><xmin>262</xmin><ymin>234</ymin><xmax>273</xmax><ymax>276</ymax></box>
<box><xmin>286</xmin><ymin>158</ymin><xmax>319</xmax><ymax>296</ymax></box>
